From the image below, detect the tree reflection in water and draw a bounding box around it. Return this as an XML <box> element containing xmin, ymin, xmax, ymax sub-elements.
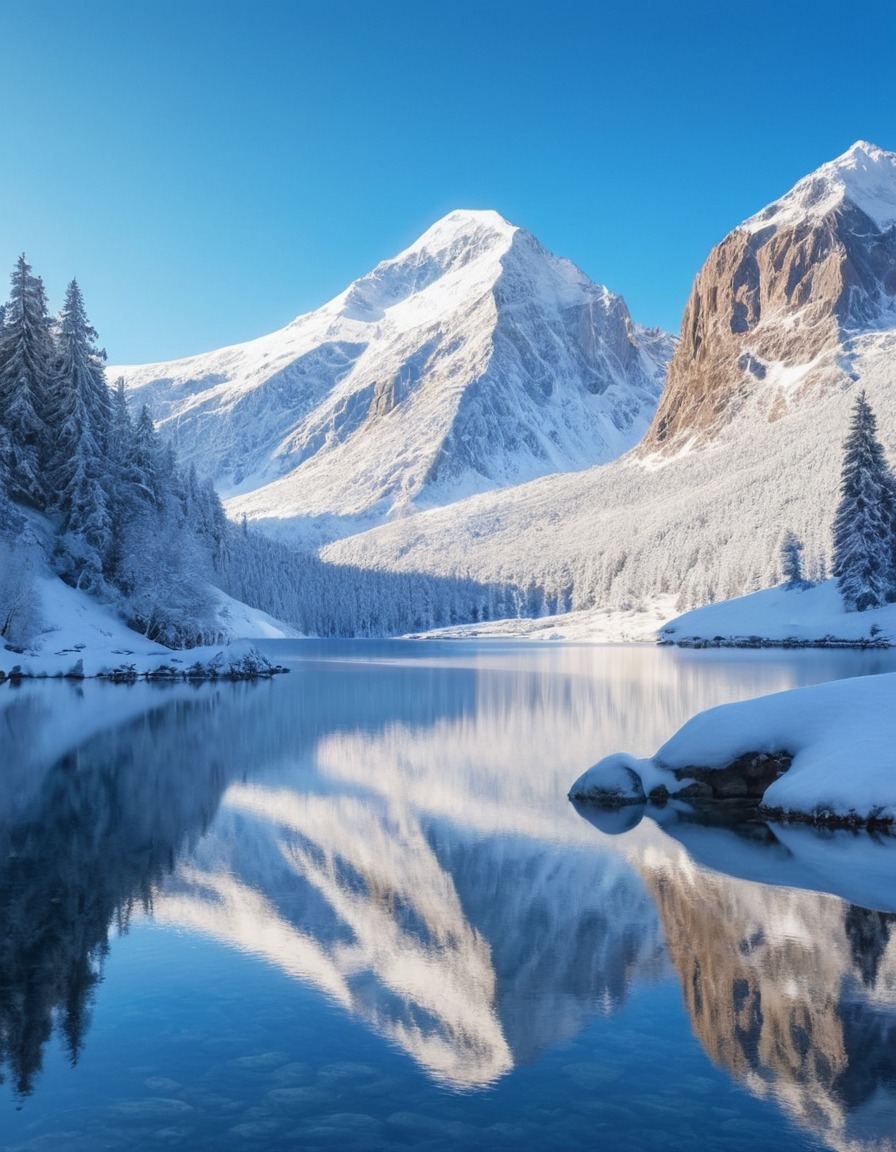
<box><xmin>0</xmin><ymin>686</ymin><xmax>233</xmax><ymax>1096</ymax></box>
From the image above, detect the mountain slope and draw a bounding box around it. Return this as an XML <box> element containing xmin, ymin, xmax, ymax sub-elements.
<box><xmin>113</xmin><ymin>211</ymin><xmax>672</xmax><ymax>547</ymax></box>
<box><xmin>322</xmin><ymin>142</ymin><xmax>896</xmax><ymax>615</ymax></box>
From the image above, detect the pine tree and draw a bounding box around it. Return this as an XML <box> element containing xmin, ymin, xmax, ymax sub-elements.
<box><xmin>0</xmin><ymin>255</ymin><xmax>55</xmax><ymax>506</ymax></box>
<box><xmin>132</xmin><ymin>405</ymin><xmax>160</xmax><ymax>505</ymax></box>
<box><xmin>50</xmin><ymin>280</ymin><xmax>111</xmax><ymax>451</ymax></box>
<box><xmin>779</xmin><ymin>530</ymin><xmax>808</xmax><ymax>589</ymax></box>
<box><xmin>49</xmin><ymin>281</ymin><xmax>112</xmax><ymax>590</ymax></box>
<box><xmin>832</xmin><ymin>392</ymin><xmax>894</xmax><ymax>611</ymax></box>
<box><xmin>105</xmin><ymin>377</ymin><xmax>142</xmax><ymax>580</ymax></box>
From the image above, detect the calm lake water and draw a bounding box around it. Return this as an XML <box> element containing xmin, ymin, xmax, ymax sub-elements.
<box><xmin>2</xmin><ymin>641</ymin><xmax>896</xmax><ymax>1152</ymax></box>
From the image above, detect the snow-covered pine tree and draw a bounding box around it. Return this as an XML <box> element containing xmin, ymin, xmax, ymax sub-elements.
<box><xmin>0</xmin><ymin>255</ymin><xmax>55</xmax><ymax>507</ymax></box>
<box><xmin>105</xmin><ymin>376</ymin><xmax>153</xmax><ymax>584</ymax></box>
<box><xmin>779</xmin><ymin>530</ymin><xmax>808</xmax><ymax>589</ymax></box>
<box><xmin>831</xmin><ymin>392</ymin><xmax>895</xmax><ymax>611</ymax></box>
<box><xmin>132</xmin><ymin>404</ymin><xmax>160</xmax><ymax>504</ymax></box>
<box><xmin>49</xmin><ymin>281</ymin><xmax>113</xmax><ymax>590</ymax></box>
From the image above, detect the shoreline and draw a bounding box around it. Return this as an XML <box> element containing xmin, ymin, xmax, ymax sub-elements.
<box><xmin>660</xmin><ymin>636</ymin><xmax>892</xmax><ymax>650</ymax></box>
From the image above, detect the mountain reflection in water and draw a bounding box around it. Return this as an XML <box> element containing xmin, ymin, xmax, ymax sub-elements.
<box><xmin>1</xmin><ymin>643</ymin><xmax>895</xmax><ymax>1152</ymax></box>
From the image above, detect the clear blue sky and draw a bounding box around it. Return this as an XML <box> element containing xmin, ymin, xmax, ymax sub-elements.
<box><xmin>2</xmin><ymin>0</ymin><xmax>893</xmax><ymax>363</ymax></box>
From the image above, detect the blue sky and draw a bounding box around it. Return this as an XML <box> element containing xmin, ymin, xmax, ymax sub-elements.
<box><xmin>2</xmin><ymin>0</ymin><xmax>893</xmax><ymax>362</ymax></box>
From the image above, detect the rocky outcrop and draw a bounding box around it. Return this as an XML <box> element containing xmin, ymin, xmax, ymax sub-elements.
<box><xmin>642</xmin><ymin>142</ymin><xmax>896</xmax><ymax>453</ymax></box>
<box><xmin>672</xmin><ymin>750</ymin><xmax>792</xmax><ymax>801</ymax></box>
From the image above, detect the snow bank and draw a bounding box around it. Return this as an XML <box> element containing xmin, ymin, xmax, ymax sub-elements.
<box><xmin>571</xmin><ymin>673</ymin><xmax>896</xmax><ymax>828</ymax></box>
<box><xmin>660</xmin><ymin>580</ymin><xmax>896</xmax><ymax>648</ymax></box>
<box><xmin>0</xmin><ymin>574</ymin><xmax>288</xmax><ymax>681</ymax></box>
<box><xmin>406</xmin><ymin>596</ymin><xmax>679</xmax><ymax>644</ymax></box>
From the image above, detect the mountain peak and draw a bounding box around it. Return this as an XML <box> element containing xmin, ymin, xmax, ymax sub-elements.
<box><xmin>742</xmin><ymin>139</ymin><xmax>896</xmax><ymax>234</ymax></box>
<box><xmin>398</xmin><ymin>208</ymin><xmax>517</xmax><ymax>261</ymax></box>
<box><xmin>330</xmin><ymin>209</ymin><xmax>518</xmax><ymax>324</ymax></box>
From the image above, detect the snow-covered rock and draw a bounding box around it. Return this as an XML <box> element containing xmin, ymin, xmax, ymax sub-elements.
<box><xmin>112</xmin><ymin>210</ymin><xmax>672</xmax><ymax>547</ymax></box>
<box><xmin>573</xmin><ymin>673</ymin><xmax>896</xmax><ymax>829</ymax></box>
<box><xmin>568</xmin><ymin>753</ymin><xmax>651</xmax><ymax>805</ymax></box>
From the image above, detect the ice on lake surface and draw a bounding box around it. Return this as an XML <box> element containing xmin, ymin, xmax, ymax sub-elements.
<box><xmin>1</xmin><ymin>641</ymin><xmax>895</xmax><ymax>1151</ymax></box>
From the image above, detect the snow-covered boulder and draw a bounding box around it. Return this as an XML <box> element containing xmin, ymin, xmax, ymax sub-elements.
<box><xmin>569</xmin><ymin>754</ymin><xmax>651</xmax><ymax>806</ymax></box>
<box><xmin>572</xmin><ymin>673</ymin><xmax>896</xmax><ymax>830</ymax></box>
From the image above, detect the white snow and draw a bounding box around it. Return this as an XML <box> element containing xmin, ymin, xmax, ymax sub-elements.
<box><xmin>660</xmin><ymin>579</ymin><xmax>896</xmax><ymax>647</ymax></box>
<box><xmin>324</xmin><ymin>328</ymin><xmax>896</xmax><ymax>626</ymax></box>
<box><xmin>110</xmin><ymin>209</ymin><xmax>671</xmax><ymax>548</ymax></box>
<box><xmin>213</xmin><ymin>587</ymin><xmax>302</xmax><ymax>641</ymax></box>
<box><xmin>405</xmin><ymin>596</ymin><xmax>680</xmax><ymax>644</ymax></box>
<box><xmin>573</xmin><ymin>673</ymin><xmax>896</xmax><ymax>825</ymax></box>
<box><xmin>741</xmin><ymin>140</ymin><xmax>896</xmax><ymax>234</ymax></box>
<box><xmin>0</xmin><ymin>570</ymin><xmax>295</xmax><ymax>680</ymax></box>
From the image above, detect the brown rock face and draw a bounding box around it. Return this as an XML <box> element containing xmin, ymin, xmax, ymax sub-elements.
<box><xmin>642</xmin><ymin>202</ymin><xmax>896</xmax><ymax>453</ymax></box>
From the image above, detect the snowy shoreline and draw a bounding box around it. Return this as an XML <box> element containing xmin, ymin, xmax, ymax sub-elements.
<box><xmin>0</xmin><ymin>644</ymin><xmax>288</xmax><ymax>683</ymax></box>
<box><xmin>0</xmin><ymin>637</ymin><xmax>289</xmax><ymax>683</ymax></box>
<box><xmin>0</xmin><ymin>573</ymin><xmax>296</xmax><ymax>682</ymax></box>
<box><xmin>662</xmin><ymin>635</ymin><xmax>893</xmax><ymax>649</ymax></box>
<box><xmin>659</xmin><ymin>580</ymin><xmax>896</xmax><ymax>650</ymax></box>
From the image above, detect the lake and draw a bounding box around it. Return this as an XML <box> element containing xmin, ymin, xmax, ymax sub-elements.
<box><xmin>2</xmin><ymin>641</ymin><xmax>895</xmax><ymax>1152</ymax></box>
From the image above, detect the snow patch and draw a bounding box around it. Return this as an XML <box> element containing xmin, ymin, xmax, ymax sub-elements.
<box><xmin>1</xmin><ymin>571</ymin><xmax>293</xmax><ymax>680</ymax></box>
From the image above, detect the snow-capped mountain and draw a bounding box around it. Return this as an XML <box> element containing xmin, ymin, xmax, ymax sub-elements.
<box><xmin>644</xmin><ymin>140</ymin><xmax>896</xmax><ymax>452</ymax></box>
<box><xmin>323</xmin><ymin>142</ymin><xmax>896</xmax><ymax>616</ymax></box>
<box><xmin>113</xmin><ymin>210</ymin><xmax>672</xmax><ymax>546</ymax></box>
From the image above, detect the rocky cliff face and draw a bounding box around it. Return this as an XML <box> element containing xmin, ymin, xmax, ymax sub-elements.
<box><xmin>643</xmin><ymin>142</ymin><xmax>896</xmax><ymax>452</ymax></box>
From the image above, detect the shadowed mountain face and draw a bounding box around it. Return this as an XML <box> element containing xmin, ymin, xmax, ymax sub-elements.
<box><xmin>643</xmin><ymin>142</ymin><xmax>896</xmax><ymax>453</ymax></box>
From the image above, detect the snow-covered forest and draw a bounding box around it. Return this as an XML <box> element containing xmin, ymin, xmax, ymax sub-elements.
<box><xmin>220</xmin><ymin>523</ymin><xmax>537</xmax><ymax>637</ymax></box>
<box><xmin>0</xmin><ymin>256</ymin><xmax>233</xmax><ymax>647</ymax></box>
<box><xmin>0</xmin><ymin>256</ymin><xmax>533</xmax><ymax>646</ymax></box>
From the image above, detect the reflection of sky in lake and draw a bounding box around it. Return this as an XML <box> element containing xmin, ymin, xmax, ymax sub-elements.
<box><xmin>1</xmin><ymin>642</ymin><xmax>895</xmax><ymax>1150</ymax></box>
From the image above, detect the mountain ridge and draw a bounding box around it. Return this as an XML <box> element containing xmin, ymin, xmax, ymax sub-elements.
<box><xmin>322</xmin><ymin>142</ymin><xmax>896</xmax><ymax>620</ymax></box>
<box><xmin>113</xmin><ymin>210</ymin><xmax>672</xmax><ymax>548</ymax></box>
